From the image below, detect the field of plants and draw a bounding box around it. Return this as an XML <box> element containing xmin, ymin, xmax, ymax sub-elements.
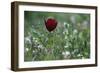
<box><xmin>24</xmin><ymin>11</ymin><xmax>90</xmax><ymax>61</ymax></box>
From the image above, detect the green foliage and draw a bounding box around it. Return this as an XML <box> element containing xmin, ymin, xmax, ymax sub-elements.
<box><xmin>24</xmin><ymin>11</ymin><xmax>90</xmax><ymax>61</ymax></box>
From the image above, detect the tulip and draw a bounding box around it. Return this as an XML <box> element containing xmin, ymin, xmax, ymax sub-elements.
<box><xmin>45</xmin><ymin>18</ymin><xmax>57</xmax><ymax>32</ymax></box>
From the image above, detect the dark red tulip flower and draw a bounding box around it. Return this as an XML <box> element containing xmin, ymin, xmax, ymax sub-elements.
<box><xmin>45</xmin><ymin>18</ymin><xmax>57</xmax><ymax>32</ymax></box>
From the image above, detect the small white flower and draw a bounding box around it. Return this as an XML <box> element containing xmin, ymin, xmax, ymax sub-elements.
<box><xmin>63</xmin><ymin>29</ymin><xmax>68</xmax><ymax>34</ymax></box>
<box><xmin>65</xmin><ymin>36</ymin><xmax>68</xmax><ymax>39</ymax></box>
<box><xmin>35</xmin><ymin>39</ymin><xmax>38</xmax><ymax>43</ymax></box>
<box><xmin>64</xmin><ymin>22</ymin><xmax>67</xmax><ymax>26</ymax></box>
<box><xmin>37</xmin><ymin>45</ymin><xmax>43</xmax><ymax>48</ymax></box>
<box><xmin>65</xmin><ymin>51</ymin><xmax>70</xmax><ymax>55</ymax></box>
<box><xmin>25</xmin><ymin>37</ymin><xmax>31</xmax><ymax>44</ymax></box>
<box><xmin>62</xmin><ymin>51</ymin><xmax>70</xmax><ymax>59</ymax></box>
<box><xmin>67</xmin><ymin>23</ymin><xmax>70</xmax><ymax>27</ymax></box>
<box><xmin>73</xmin><ymin>29</ymin><xmax>78</xmax><ymax>34</ymax></box>
<box><xmin>64</xmin><ymin>22</ymin><xmax>70</xmax><ymax>28</ymax></box>
<box><xmin>33</xmin><ymin>37</ymin><xmax>36</xmax><ymax>40</ymax></box>
<box><xmin>32</xmin><ymin>50</ymin><xmax>36</xmax><ymax>53</ymax></box>
<box><xmin>64</xmin><ymin>45</ymin><xmax>68</xmax><ymax>48</ymax></box>
<box><xmin>25</xmin><ymin>48</ymin><xmax>29</xmax><ymax>52</ymax></box>
<box><xmin>77</xmin><ymin>54</ymin><xmax>81</xmax><ymax>57</ymax></box>
<box><xmin>72</xmin><ymin>49</ymin><xmax>79</xmax><ymax>54</ymax></box>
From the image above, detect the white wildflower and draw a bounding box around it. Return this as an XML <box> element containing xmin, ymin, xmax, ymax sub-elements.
<box><xmin>25</xmin><ymin>48</ymin><xmax>29</xmax><ymax>52</ymax></box>
<box><xmin>37</xmin><ymin>45</ymin><xmax>43</xmax><ymax>48</ymax></box>
<box><xmin>77</xmin><ymin>54</ymin><xmax>81</xmax><ymax>57</ymax></box>
<box><xmin>33</xmin><ymin>37</ymin><xmax>36</xmax><ymax>40</ymax></box>
<box><xmin>72</xmin><ymin>49</ymin><xmax>79</xmax><ymax>54</ymax></box>
<box><xmin>25</xmin><ymin>37</ymin><xmax>31</xmax><ymax>44</ymax></box>
<box><xmin>32</xmin><ymin>50</ymin><xmax>36</xmax><ymax>53</ymax></box>
<box><xmin>62</xmin><ymin>51</ymin><xmax>70</xmax><ymax>59</ymax></box>
<box><xmin>63</xmin><ymin>29</ymin><xmax>68</xmax><ymax>34</ymax></box>
<box><xmin>65</xmin><ymin>36</ymin><xmax>68</xmax><ymax>39</ymax></box>
<box><xmin>73</xmin><ymin>29</ymin><xmax>78</xmax><ymax>34</ymax></box>
<box><xmin>63</xmin><ymin>31</ymin><xmax>65</xmax><ymax>34</ymax></box>
<box><xmin>64</xmin><ymin>45</ymin><xmax>68</xmax><ymax>48</ymax></box>
<box><xmin>35</xmin><ymin>39</ymin><xmax>38</xmax><ymax>43</ymax></box>
<box><xmin>67</xmin><ymin>23</ymin><xmax>70</xmax><ymax>27</ymax></box>
<box><xmin>64</xmin><ymin>22</ymin><xmax>70</xmax><ymax>28</ymax></box>
<box><xmin>64</xmin><ymin>22</ymin><xmax>67</xmax><ymax>26</ymax></box>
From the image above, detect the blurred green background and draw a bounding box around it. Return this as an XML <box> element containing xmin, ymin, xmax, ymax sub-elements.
<box><xmin>24</xmin><ymin>11</ymin><xmax>90</xmax><ymax>61</ymax></box>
